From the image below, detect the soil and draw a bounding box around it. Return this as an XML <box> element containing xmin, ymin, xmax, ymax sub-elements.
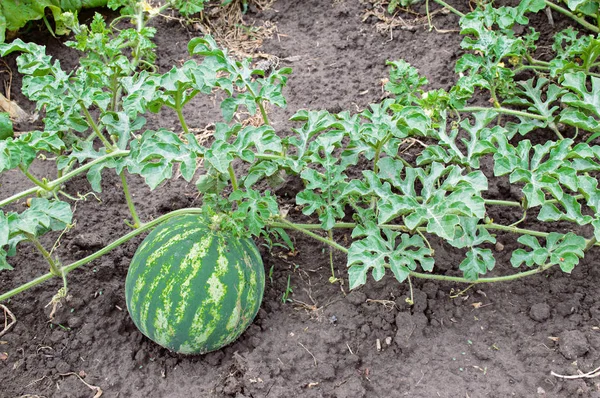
<box><xmin>1</xmin><ymin>1</ymin><xmax>600</xmax><ymax>397</ymax></box>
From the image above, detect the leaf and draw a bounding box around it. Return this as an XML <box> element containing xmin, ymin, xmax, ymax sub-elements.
<box><xmin>510</xmin><ymin>232</ymin><xmax>586</xmax><ymax>273</ymax></box>
<box><xmin>503</xmin><ymin>77</ymin><xmax>563</xmax><ymax>129</ymax></box>
<box><xmin>127</xmin><ymin>129</ymin><xmax>198</xmax><ymax>190</ymax></box>
<box><xmin>560</xmin><ymin>72</ymin><xmax>600</xmax><ymax>134</ymax></box>
<box><xmin>459</xmin><ymin>248</ymin><xmax>495</xmax><ymax>280</ymax></box>
<box><xmin>448</xmin><ymin>217</ymin><xmax>496</xmax><ymax>249</ymax></box>
<box><xmin>385</xmin><ymin>60</ymin><xmax>428</xmax><ymax>104</ymax></box>
<box><xmin>347</xmin><ymin>230</ymin><xmax>434</xmax><ymax>289</ymax></box>
<box><xmin>493</xmin><ymin>137</ymin><xmax>594</xmax><ymax>216</ymax></box>
<box><xmin>417</xmin><ymin>111</ymin><xmax>497</xmax><ymax>168</ymax></box>
<box><xmin>230</xmin><ymin>189</ymin><xmax>279</xmax><ymax>236</ymax></box>
<box><xmin>375</xmin><ymin>164</ymin><xmax>487</xmax><ymax>240</ymax></box>
<box><xmin>0</xmin><ymin>112</ymin><xmax>13</xmax><ymax>139</ymax></box>
<box><xmin>7</xmin><ymin>198</ymin><xmax>73</xmax><ymax>252</ymax></box>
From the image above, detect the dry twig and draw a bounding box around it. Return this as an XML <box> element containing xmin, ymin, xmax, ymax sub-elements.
<box><xmin>0</xmin><ymin>304</ymin><xmax>17</xmax><ymax>338</ymax></box>
<box><xmin>59</xmin><ymin>372</ymin><xmax>103</xmax><ymax>398</ymax></box>
<box><xmin>551</xmin><ymin>364</ymin><xmax>600</xmax><ymax>379</ymax></box>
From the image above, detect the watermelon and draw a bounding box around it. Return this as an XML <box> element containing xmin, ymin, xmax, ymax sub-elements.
<box><xmin>125</xmin><ymin>214</ymin><xmax>265</xmax><ymax>355</ymax></box>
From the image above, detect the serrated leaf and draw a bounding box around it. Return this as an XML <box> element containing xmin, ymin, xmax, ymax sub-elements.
<box><xmin>459</xmin><ymin>248</ymin><xmax>495</xmax><ymax>280</ymax></box>
<box><xmin>376</xmin><ymin>164</ymin><xmax>487</xmax><ymax>239</ymax></box>
<box><xmin>230</xmin><ymin>189</ymin><xmax>279</xmax><ymax>236</ymax></box>
<box><xmin>128</xmin><ymin>129</ymin><xmax>198</xmax><ymax>190</ymax></box>
<box><xmin>510</xmin><ymin>232</ymin><xmax>586</xmax><ymax>273</ymax></box>
<box><xmin>448</xmin><ymin>217</ymin><xmax>496</xmax><ymax>248</ymax></box>
<box><xmin>347</xmin><ymin>230</ymin><xmax>434</xmax><ymax>289</ymax></box>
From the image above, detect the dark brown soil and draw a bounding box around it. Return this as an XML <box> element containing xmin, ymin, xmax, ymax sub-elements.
<box><xmin>2</xmin><ymin>1</ymin><xmax>600</xmax><ymax>397</ymax></box>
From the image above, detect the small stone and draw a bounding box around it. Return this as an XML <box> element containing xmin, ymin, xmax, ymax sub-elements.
<box><xmin>346</xmin><ymin>291</ymin><xmax>366</xmax><ymax>306</ymax></box>
<box><xmin>70</xmin><ymin>233</ymin><xmax>104</xmax><ymax>250</ymax></box>
<box><xmin>49</xmin><ymin>330</ymin><xmax>65</xmax><ymax>344</ymax></box>
<box><xmin>134</xmin><ymin>349</ymin><xmax>150</xmax><ymax>364</ymax></box>
<box><xmin>558</xmin><ymin>330</ymin><xmax>589</xmax><ymax>359</ymax></box>
<box><xmin>495</xmin><ymin>241</ymin><xmax>505</xmax><ymax>252</ymax></box>
<box><xmin>529</xmin><ymin>303</ymin><xmax>551</xmax><ymax>322</ymax></box>
<box><xmin>205</xmin><ymin>350</ymin><xmax>224</xmax><ymax>366</ymax></box>
<box><xmin>319</xmin><ymin>363</ymin><xmax>336</xmax><ymax>380</ymax></box>
<box><xmin>385</xmin><ymin>336</ymin><xmax>392</xmax><ymax>345</ymax></box>
<box><xmin>55</xmin><ymin>360</ymin><xmax>70</xmax><ymax>373</ymax></box>
<box><xmin>67</xmin><ymin>316</ymin><xmax>83</xmax><ymax>329</ymax></box>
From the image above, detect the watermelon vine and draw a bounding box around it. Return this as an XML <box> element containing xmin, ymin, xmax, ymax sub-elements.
<box><xmin>1</xmin><ymin>0</ymin><xmax>600</xmax><ymax>352</ymax></box>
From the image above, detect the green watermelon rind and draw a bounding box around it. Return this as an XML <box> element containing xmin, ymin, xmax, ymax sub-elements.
<box><xmin>125</xmin><ymin>214</ymin><xmax>265</xmax><ymax>355</ymax></box>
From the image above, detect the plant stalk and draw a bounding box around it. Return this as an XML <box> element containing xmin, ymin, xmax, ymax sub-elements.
<box><xmin>271</xmin><ymin>220</ymin><xmax>562</xmax><ymax>285</ymax></box>
<box><xmin>120</xmin><ymin>171</ymin><xmax>142</xmax><ymax>228</ymax></box>
<box><xmin>0</xmin><ymin>208</ymin><xmax>206</xmax><ymax>302</ymax></box>
<box><xmin>175</xmin><ymin>89</ymin><xmax>190</xmax><ymax>135</ymax></box>
<box><xmin>0</xmin><ymin>150</ymin><xmax>130</xmax><ymax>208</ymax></box>
<box><xmin>19</xmin><ymin>166</ymin><xmax>51</xmax><ymax>191</ymax></box>
<box><xmin>459</xmin><ymin>106</ymin><xmax>548</xmax><ymax>121</ymax></box>
<box><xmin>432</xmin><ymin>0</ymin><xmax>465</xmax><ymax>17</ymax></box>
<box><xmin>26</xmin><ymin>233</ymin><xmax>61</xmax><ymax>277</ymax></box>
<box><xmin>80</xmin><ymin>103</ymin><xmax>114</xmax><ymax>150</ymax></box>
<box><xmin>544</xmin><ymin>1</ymin><xmax>600</xmax><ymax>33</ymax></box>
<box><xmin>274</xmin><ymin>218</ymin><xmax>349</xmax><ymax>254</ymax></box>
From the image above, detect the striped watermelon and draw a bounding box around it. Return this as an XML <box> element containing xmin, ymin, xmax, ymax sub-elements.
<box><xmin>125</xmin><ymin>214</ymin><xmax>265</xmax><ymax>355</ymax></box>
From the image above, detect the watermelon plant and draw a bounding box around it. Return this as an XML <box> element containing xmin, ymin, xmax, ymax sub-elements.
<box><xmin>0</xmin><ymin>0</ymin><xmax>211</xmax><ymax>43</ymax></box>
<box><xmin>1</xmin><ymin>0</ymin><xmax>600</xmax><ymax>355</ymax></box>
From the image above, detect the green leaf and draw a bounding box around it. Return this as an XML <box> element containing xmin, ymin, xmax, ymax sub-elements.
<box><xmin>375</xmin><ymin>164</ymin><xmax>487</xmax><ymax>239</ymax></box>
<box><xmin>347</xmin><ymin>230</ymin><xmax>434</xmax><ymax>289</ymax></box>
<box><xmin>503</xmin><ymin>77</ymin><xmax>563</xmax><ymax>129</ymax></box>
<box><xmin>385</xmin><ymin>60</ymin><xmax>428</xmax><ymax>104</ymax></box>
<box><xmin>560</xmin><ymin>72</ymin><xmax>600</xmax><ymax>135</ymax></box>
<box><xmin>127</xmin><ymin>129</ymin><xmax>198</xmax><ymax>190</ymax></box>
<box><xmin>417</xmin><ymin>111</ymin><xmax>497</xmax><ymax>168</ymax></box>
<box><xmin>0</xmin><ymin>112</ymin><xmax>13</xmax><ymax>139</ymax></box>
<box><xmin>230</xmin><ymin>189</ymin><xmax>279</xmax><ymax>236</ymax></box>
<box><xmin>8</xmin><ymin>198</ymin><xmax>72</xmax><ymax>242</ymax></box>
<box><xmin>510</xmin><ymin>232</ymin><xmax>586</xmax><ymax>273</ymax></box>
<box><xmin>448</xmin><ymin>217</ymin><xmax>496</xmax><ymax>249</ymax></box>
<box><xmin>459</xmin><ymin>248</ymin><xmax>495</xmax><ymax>280</ymax></box>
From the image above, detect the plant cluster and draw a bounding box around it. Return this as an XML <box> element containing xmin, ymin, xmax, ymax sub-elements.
<box><xmin>1</xmin><ymin>0</ymin><xmax>600</xmax><ymax>306</ymax></box>
<box><xmin>0</xmin><ymin>0</ymin><xmax>216</xmax><ymax>43</ymax></box>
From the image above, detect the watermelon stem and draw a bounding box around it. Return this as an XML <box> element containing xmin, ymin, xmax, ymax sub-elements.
<box><xmin>228</xmin><ymin>163</ymin><xmax>240</xmax><ymax>195</ymax></box>
<box><xmin>0</xmin><ymin>150</ymin><xmax>130</xmax><ymax>208</ymax></box>
<box><xmin>273</xmin><ymin>217</ymin><xmax>349</xmax><ymax>254</ymax></box>
<box><xmin>0</xmin><ymin>208</ymin><xmax>206</xmax><ymax>302</ymax></box>
<box><xmin>120</xmin><ymin>171</ymin><xmax>142</xmax><ymax>228</ymax></box>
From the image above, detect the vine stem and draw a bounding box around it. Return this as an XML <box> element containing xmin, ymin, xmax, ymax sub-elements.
<box><xmin>512</xmin><ymin>64</ymin><xmax>551</xmax><ymax>74</ymax></box>
<box><xmin>0</xmin><ymin>150</ymin><xmax>130</xmax><ymax>208</ymax></box>
<box><xmin>269</xmin><ymin>220</ymin><xmax>556</xmax><ymax>239</ymax></box>
<box><xmin>544</xmin><ymin>1</ymin><xmax>600</xmax><ymax>33</ymax></box>
<box><xmin>175</xmin><ymin>89</ymin><xmax>190</xmax><ymax>135</ymax></box>
<box><xmin>120</xmin><ymin>172</ymin><xmax>141</xmax><ymax>228</ymax></box>
<box><xmin>79</xmin><ymin>103</ymin><xmax>114</xmax><ymax>150</ymax></box>
<box><xmin>257</xmin><ymin>101</ymin><xmax>270</xmax><ymax>126</ymax></box>
<box><xmin>19</xmin><ymin>166</ymin><xmax>51</xmax><ymax>191</ymax></box>
<box><xmin>273</xmin><ymin>218</ymin><xmax>349</xmax><ymax>254</ymax></box>
<box><xmin>458</xmin><ymin>106</ymin><xmax>548</xmax><ymax>121</ymax></box>
<box><xmin>25</xmin><ymin>233</ymin><xmax>61</xmax><ymax>277</ymax></box>
<box><xmin>269</xmin><ymin>219</ymin><xmax>563</xmax><ymax>285</ymax></box>
<box><xmin>483</xmin><ymin>222</ymin><xmax>551</xmax><ymax>238</ymax></box>
<box><xmin>484</xmin><ymin>199</ymin><xmax>521</xmax><ymax>207</ymax></box>
<box><xmin>404</xmin><ymin>262</ymin><xmax>556</xmax><ymax>284</ymax></box>
<box><xmin>0</xmin><ymin>208</ymin><xmax>206</xmax><ymax>302</ymax></box>
<box><xmin>431</xmin><ymin>0</ymin><xmax>465</xmax><ymax>17</ymax></box>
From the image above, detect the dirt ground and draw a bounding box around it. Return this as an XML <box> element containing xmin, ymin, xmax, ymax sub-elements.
<box><xmin>2</xmin><ymin>1</ymin><xmax>600</xmax><ymax>397</ymax></box>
